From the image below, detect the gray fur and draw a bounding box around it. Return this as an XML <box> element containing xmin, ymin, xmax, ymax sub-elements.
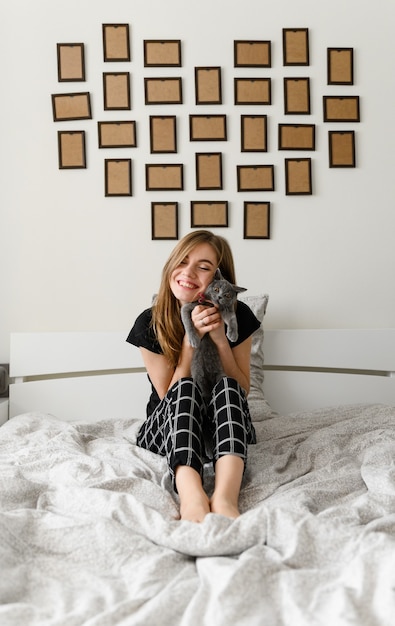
<box><xmin>181</xmin><ymin>271</ymin><xmax>246</xmax><ymax>402</ymax></box>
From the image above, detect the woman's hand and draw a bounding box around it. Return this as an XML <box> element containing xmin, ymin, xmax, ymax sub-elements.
<box><xmin>191</xmin><ymin>304</ymin><xmax>225</xmax><ymax>342</ymax></box>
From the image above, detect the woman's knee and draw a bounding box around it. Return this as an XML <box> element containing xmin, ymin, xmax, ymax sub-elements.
<box><xmin>215</xmin><ymin>375</ymin><xmax>245</xmax><ymax>396</ymax></box>
<box><xmin>169</xmin><ymin>376</ymin><xmax>200</xmax><ymax>396</ymax></box>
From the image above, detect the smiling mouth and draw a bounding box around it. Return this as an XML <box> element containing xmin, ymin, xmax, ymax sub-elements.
<box><xmin>178</xmin><ymin>280</ymin><xmax>197</xmax><ymax>290</ymax></box>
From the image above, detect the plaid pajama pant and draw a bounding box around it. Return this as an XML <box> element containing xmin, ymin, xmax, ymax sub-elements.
<box><xmin>136</xmin><ymin>376</ymin><xmax>256</xmax><ymax>488</ymax></box>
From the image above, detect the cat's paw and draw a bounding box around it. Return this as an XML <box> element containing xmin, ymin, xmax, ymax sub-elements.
<box><xmin>226</xmin><ymin>330</ymin><xmax>238</xmax><ymax>342</ymax></box>
<box><xmin>189</xmin><ymin>336</ymin><xmax>200</xmax><ymax>348</ymax></box>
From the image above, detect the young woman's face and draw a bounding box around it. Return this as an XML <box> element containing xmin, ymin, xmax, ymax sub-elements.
<box><xmin>170</xmin><ymin>242</ymin><xmax>218</xmax><ymax>305</ymax></box>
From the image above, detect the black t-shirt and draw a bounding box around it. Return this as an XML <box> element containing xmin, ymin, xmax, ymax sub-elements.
<box><xmin>126</xmin><ymin>301</ymin><xmax>261</xmax><ymax>416</ymax></box>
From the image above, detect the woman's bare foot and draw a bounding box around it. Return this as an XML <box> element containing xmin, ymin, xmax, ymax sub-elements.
<box><xmin>210</xmin><ymin>455</ymin><xmax>244</xmax><ymax>518</ymax></box>
<box><xmin>176</xmin><ymin>465</ymin><xmax>210</xmax><ymax>523</ymax></box>
<box><xmin>210</xmin><ymin>494</ymin><xmax>240</xmax><ymax>519</ymax></box>
<box><xmin>180</xmin><ymin>493</ymin><xmax>210</xmax><ymax>522</ymax></box>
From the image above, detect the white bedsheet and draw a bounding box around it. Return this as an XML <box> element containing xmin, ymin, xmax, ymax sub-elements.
<box><xmin>1</xmin><ymin>404</ymin><xmax>395</xmax><ymax>625</ymax></box>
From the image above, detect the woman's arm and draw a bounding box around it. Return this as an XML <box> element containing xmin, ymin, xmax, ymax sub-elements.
<box><xmin>139</xmin><ymin>337</ymin><xmax>195</xmax><ymax>400</ymax></box>
<box><xmin>215</xmin><ymin>336</ymin><xmax>252</xmax><ymax>394</ymax></box>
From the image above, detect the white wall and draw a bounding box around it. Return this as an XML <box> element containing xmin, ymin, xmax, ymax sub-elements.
<box><xmin>1</xmin><ymin>0</ymin><xmax>394</xmax><ymax>363</ymax></box>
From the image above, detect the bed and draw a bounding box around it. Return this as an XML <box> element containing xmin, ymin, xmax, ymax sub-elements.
<box><xmin>1</xmin><ymin>295</ymin><xmax>395</xmax><ymax>626</ymax></box>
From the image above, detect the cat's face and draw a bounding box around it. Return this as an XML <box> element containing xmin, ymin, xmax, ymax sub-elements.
<box><xmin>204</xmin><ymin>279</ymin><xmax>246</xmax><ymax>307</ymax></box>
<box><xmin>170</xmin><ymin>243</ymin><xmax>218</xmax><ymax>305</ymax></box>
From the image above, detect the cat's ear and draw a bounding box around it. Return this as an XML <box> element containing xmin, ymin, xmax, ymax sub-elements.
<box><xmin>214</xmin><ymin>268</ymin><xmax>222</xmax><ymax>279</ymax></box>
<box><xmin>234</xmin><ymin>286</ymin><xmax>247</xmax><ymax>294</ymax></box>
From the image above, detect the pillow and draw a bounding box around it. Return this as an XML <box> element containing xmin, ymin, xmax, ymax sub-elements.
<box><xmin>238</xmin><ymin>294</ymin><xmax>276</xmax><ymax>421</ymax></box>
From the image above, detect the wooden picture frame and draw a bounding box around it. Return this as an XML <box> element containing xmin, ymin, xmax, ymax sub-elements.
<box><xmin>98</xmin><ymin>121</ymin><xmax>136</xmax><ymax>148</ymax></box>
<box><xmin>327</xmin><ymin>48</ymin><xmax>354</xmax><ymax>85</ymax></box>
<box><xmin>105</xmin><ymin>159</ymin><xmax>132</xmax><ymax>196</ymax></box>
<box><xmin>58</xmin><ymin>131</ymin><xmax>86</xmax><ymax>169</ymax></box>
<box><xmin>149</xmin><ymin>116</ymin><xmax>177</xmax><ymax>153</ymax></box>
<box><xmin>191</xmin><ymin>201</ymin><xmax>228</xmax><ymax>228</ymax></box>
<box><xmin>102</xmin><ymin>24</ymin><xmax>130</xmax><ymax>62</ymax></box>
<box><xmin>234</xmin><ymin>40</ymin><xmax>271</xmax><ymax>67</ymax></box>
<box><xmin>51</xmin><ymin>92</ymin><xmax>92</xmax><ymax>122</ymax></box>
<box><xmin>234</xmin><ymin>78</ymin><xmax>271</xmax><ymax>105</ymax></box>
<box><xmin>195</xmin><ymin>67</ymin><xmax>222</xmax><ymax>105</ymax></box>
<box><xmin>323</xmin><ymin>96</ymin><xmax>360</xmax><ymax>122</ymax></box>
<box><xmin>144</xmin><ymin>78</ymin><xmax>183</xmax><ymax>105</ymax></box>
<box><xmin>57</xmin><ymin>43</ymin><xmax>85</xmax><ymax>81</ymax></box>
<box><xmin>283</xmin><ymin>28</ymin><xmax>309</xmax><ymax>66</ymax></box>
<box><xmin>189</xmin><ymin>115</ymin><xmax>227</xmax><ymax>141</ymax></box>
<box><xmin>244</xmin><ymin>202</ymin><xmax>270</xmax><ymax>239</ymax></box>
<box><xmin>237</xmin><ymin>165</ymin><xmax>274</xmax><ymax>192</ymax></box>
<box><xmin>278</xmin><ymin>124</ymin><xmax>315</xmax><ymax>150</ymax></box>
<box><xmin>241</xmin><ymin>115</ymin><xmax>267</xmax><ymax>152</ymax></box>
<box><xmin>285</xmin><ymin>158</ymin><xmax>312</xmax><ymax>195</ymax></box>
<box><xmin>103</xmin><ymin>73</ymin><xmax>131</xmax><ymax>110</ymax></box>
<box><xmin>151</xmin><ymin>202</ymin><xmax>179</xmax><ymax>240</ymax></box>
<box><xmin>284</xmin><ymin>78</ymin><xmax>311</xmax><ymax>114</ymax></box>
<box><xmin>144</xmin><ymin>40</ymin><xmax>181</xmax><ymax>67</ymax></box>
<box><xmin>195</xmin><ymin>153</ymin><xmax>223</xmax><ymax>190</ymax></box>
<box><xmin>145</xmin><ymin>164</ymin><xmax>183</xmax><ymax>191</ymax></box>
<box><xmin>328</xmin><ymin>131</ymin><xmax>356</xmax><ymax>167</ymax></box>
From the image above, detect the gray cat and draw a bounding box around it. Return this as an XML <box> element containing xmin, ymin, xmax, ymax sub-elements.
<box><xmin>181</xmin><ymin>271</ymin><xmax>247</xmax><ymax>402</ymax></box>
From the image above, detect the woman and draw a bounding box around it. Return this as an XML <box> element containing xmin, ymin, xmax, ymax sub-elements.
<box><xmin>126</xmin><ymin>230</ymin><xmax>260</xmax><ymax>522</ymax></box>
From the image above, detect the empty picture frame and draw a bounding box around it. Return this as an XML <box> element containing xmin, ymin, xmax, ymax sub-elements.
<box><xmin>195</xmin><ymin>67</ymin><xmax>222</xmax><ymax>105</ymax></box>
<box><xmin>151</xmin><ymin>202</ymin><xmax>179</xmax><ymax>240</ymax></box>
<box><xmin>103</xmin><ymin>72</ymin><xmax>131</xmax><ymax>110</ymax></box>
<box><xmin>191</xmin><ymin>201</ymin><xmax>228</xmax><ymax>228</ymax></box>
<box><xmin>327</xmin><ymin>48</ymin><xmax>354</xmax><ymax>85</ymax></box>
<box><xmin>57</xmin><ymin>43</ymin><xmax>85</xmax><ymax>81</ymax></box>
<box><xmin>189</xmin><ymin>115</ymin><xmax>227</xmax><ymax>141</ymax></box>
<box><xmin>150</xmin><ymin>116</ymin><xmax>177</xmax><ymax>153</ymax></box>
<box><xmin>284</xmin><ymin>78</ymin><xmax>311</xmax><ymax>114</ymax></box>
<box><xmin>278</xmin><ymin>124</ymin><xmax>315</xmax><ymax>150</ymax></box>
<box><xmin>51</xmin><ymin>92</ymin><xmax>92</xmax><ymax>121</ymax></box>
<box><xmin>144</xmin><ymin>40</ymin><xmax>181</xmax><ymax>67</ymax></box>
<box><xmin>98</xmin><ymin>121</ymin><xmax>136</xmax><ymax>148</ymax></box>
<box><xmin>102</xmin><ymin>24</ymin><xmax>130</xmax><ymax>62</ymax></box>
<box><xmin>244</xmin><ymin>202</ymin><xmax>270</xmax><ymax>239</ymax></box>
<box><xmin>237</xmin><ymin>165</ymin><xmax>274</xmax><ymax>192</ymax></box>
<box><xmin>241</xmin><ymin>115</ymin><xmax>268</xmax><ymax>152</ymax></box>
<box><xmin>144</xmin><ymin>78</ymin><xmax>183</xmax><ymax>104</ymax></box>
<box><xmin>146</xmin><ymin>164</ymin><xmax>184</xmax><ymax>191</ymax></box>
<box><xmin>234</xmin><ymin>78</ymin><xmax>271</xmax><ymax>105</ymax></box>
<box><xmin>105</xmin><ymin>159</ymin><xmax>132</xmax><ymax>196</ymax></box>
<box><xmin>196</xmin><ymin>153</ymin><xmax>223</xmax><ymax>190</ymax></box>
<box><xmin>323</xmin><ymin>96</ymin><xmax>360</xmax><ymax>122</ymax></box>
<box><xmin>285</xmin><ymin>158</ymin><xmax>312</xmax><ymax>195</ymax></box>
<box><xmin>328</xmin><ymin>131</ymin><xmax>356</xmax><ymax>167</ymax></box>
<box><xmin>58</xmin><ymin>131</ymin><xmax>86</xmax><ymax>169</ymax></box>
<box><xmin>283</xmin><ymin>28</ymin><xmax>309</xmax><ymax>66</ymax></box>
<box><xmin>234</xmin><ymin>40</ymin><xmax>271</xmax><ymax>67</ymax></box>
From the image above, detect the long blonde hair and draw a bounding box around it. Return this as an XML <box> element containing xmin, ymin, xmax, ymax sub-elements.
<box><xmin>152</xmin><ymin>230</ymin><xmax>236</xmax><ymax>367</ymax></box>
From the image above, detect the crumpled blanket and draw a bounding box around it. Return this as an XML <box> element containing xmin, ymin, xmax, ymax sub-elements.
<box><xmin>1</xmin><ymin>404</ymin><xmax>395</xmax><ymax>626</ymax></box>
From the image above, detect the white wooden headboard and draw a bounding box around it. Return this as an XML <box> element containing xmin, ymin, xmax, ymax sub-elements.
<box><xmin>8</xmin><ymin>329</ymin><xmax>395</xmax><ymax>420</ymax></box>
<box><xmin>9</xmin><ymin>332</ymin><xmax>150</xmax><ymax>422</ymax></box>
<box><xmin>263</xmin><ymin>329</ymin><xmax>395</xmax><ymax>413</ymax></box>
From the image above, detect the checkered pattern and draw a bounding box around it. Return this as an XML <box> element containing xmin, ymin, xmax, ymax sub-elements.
<box><xmin>136</xmin><ymin>376</ymin><xmax>256</xmax><ymax>488</ymax></box>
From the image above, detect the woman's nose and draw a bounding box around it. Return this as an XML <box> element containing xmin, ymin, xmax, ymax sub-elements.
<box><xmin>183</xmin><ymin>263</ymin><xmax>195</xmax><ymax>276</ymax></box>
